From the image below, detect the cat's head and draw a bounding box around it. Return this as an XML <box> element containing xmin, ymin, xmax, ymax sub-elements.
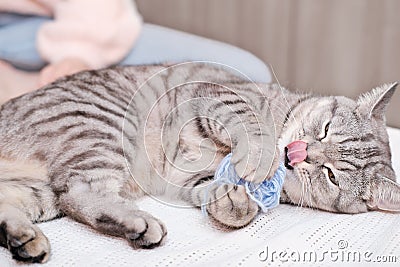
<box><xmin>279</xmin><ymin>83</ymin><xmax>400</xmax><ymax>213</ymax></box>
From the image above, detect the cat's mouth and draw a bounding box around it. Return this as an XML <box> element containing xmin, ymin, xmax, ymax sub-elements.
<box><xmin>284</xmin><ymin>140</ymin><xmax>308</xmax><ymax>170</ymax></box>
<box><xmin>284</xmin><ymin>147</ymin><xmax>294</xmax><ymax>170</ymax></box>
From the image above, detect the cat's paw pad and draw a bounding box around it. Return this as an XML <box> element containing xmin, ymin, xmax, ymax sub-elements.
<box><xmin>125</xmin><ymin>214</ymin><xmax>167</xmax><ymax>249</ymax></box>
<box><xmin>207</xmin><ymin>184</ymin><xmax>259</xmax><ymax>228</ymax></box>
<box><xmin>1</xmin><ymin>222</ymin><xmax>50</xmax><ymax>263</ymax></box>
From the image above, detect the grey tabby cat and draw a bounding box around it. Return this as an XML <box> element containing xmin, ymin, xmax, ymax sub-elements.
<box><xmin>0</xmin><ymin>63</ymin><xmax>399</xmax><ymax>263</ymax></box>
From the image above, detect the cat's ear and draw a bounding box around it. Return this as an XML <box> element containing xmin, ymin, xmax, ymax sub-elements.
<box><xmin>367</xmin><ymin>175</ymin><xmax>400</xmax><ymax>212</ymax></box>
<box><xmin>357</xmin><ymin>82</ymin><xmax>398</xmax><ymax>120</ymax></box>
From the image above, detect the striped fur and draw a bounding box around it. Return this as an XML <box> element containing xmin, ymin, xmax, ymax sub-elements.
<box><xmin>0</xmin><ymin>63</ymin><xmax>398</xmax><ymax>263</ymax></box>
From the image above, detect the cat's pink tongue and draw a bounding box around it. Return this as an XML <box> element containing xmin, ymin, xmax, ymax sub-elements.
<box><xmin>286</xmin><ymin>140</ymin><xmax>308</xmax><ymax>166</ymax></box>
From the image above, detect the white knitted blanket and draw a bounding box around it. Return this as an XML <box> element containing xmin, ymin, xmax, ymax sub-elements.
<box><xmin>1</xmin><ymin>127</ymin><xmax>400</xmax><ymax>267</ymax></box>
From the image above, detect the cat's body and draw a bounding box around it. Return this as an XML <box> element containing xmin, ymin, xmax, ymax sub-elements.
<box><xmin>0</xmin><ymin>63</ymin><xmax>399</xmax><ymax>263</ymax></box>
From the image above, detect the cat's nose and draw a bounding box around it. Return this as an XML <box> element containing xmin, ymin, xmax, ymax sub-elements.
<box><xmin>285</xmin><ymin>140</ymin><xmax>308</xmax><ymax>167</ymax></box>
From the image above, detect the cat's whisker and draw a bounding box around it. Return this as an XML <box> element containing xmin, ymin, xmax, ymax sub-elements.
<box><xmin>296</xmin><ymin>171</ymin><xmax>306</xmax><ymax>210</ymax></box>
<box><xmin>305</xmin><ymin>180</ymin><xmax>314</xmax><ymax>211</ymax></box>
<box><xmin>300</xmin><ymin>182</ymin><xmax>305</xmax><ymax>209</ymax></box>
<box><xmin>299</xmin><ymin>174</ymin><xmax>305</xmax><ymax>207</ymax></box>
<box><xmin>268</xmin><ymin>64</ymin><xmax>302</xmax><ymax>130</ymax></box>
<box><xmin>302</xmin><ymin>169</ymin><xmax>315</xmax><ymax>211</ymax></box>
<box><xmin>302</xmin><ymin>174</ymin><xmax>310</xmax><ymax>209</ymax></box>
<box><xmin>267</xmin><ymin>103</ymin><xmax>288</xmax><ymax>118</ymax></box>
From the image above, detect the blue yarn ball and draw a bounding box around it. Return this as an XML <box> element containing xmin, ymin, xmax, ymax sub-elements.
<box><xmin>202</xmin><ymin>153</ymin><xmax>285</xmax><ymax>214</ymax></box>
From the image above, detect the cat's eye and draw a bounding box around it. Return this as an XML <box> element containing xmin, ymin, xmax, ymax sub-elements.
<box><xmin>319</xmin><ymin>122</ymin><xmax>331</xmax><ymax>140</ymax></box>
<box><xmin>324</xmin><ymin>166</ymin><xmax>338</xmax><ymax>186</ymax></box>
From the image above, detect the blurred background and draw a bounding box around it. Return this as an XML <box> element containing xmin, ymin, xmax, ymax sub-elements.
<box><xmin>136</xmin><ymin>0</ymin><xmax>400</xmax><ymax>127</ymax></box>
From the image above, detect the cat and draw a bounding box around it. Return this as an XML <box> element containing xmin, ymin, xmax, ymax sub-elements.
<box><xmin>0</xmin><ymin>63</ymin><xmax>399</xmax><ymax>263</ymax></box>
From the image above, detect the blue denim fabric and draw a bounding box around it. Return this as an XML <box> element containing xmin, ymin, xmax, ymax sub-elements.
<box><xmin>121</xmin><ymin>24</ymin><xmax>271</xmax><ymax>82</ymax></box>
<box><xmin>0</xmin><ymin>13</ymin><xmax>270</xmax><ymax>82</ymax></box>
<box><xmin>0</xmin><ymin>14</ymin><xmax>49</xmax><ymax>70</ymax></box>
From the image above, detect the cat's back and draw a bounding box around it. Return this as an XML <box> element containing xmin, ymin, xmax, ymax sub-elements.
<box><xmin>0</xmin><ymin>66</ymin><xmax>157</xmax><ymax>159</ymax></box>
<box><xmin>0</xmin><ymin>63</ymin><xmax>243</xmax><ymax>160</ymax></box>
<box><xmin>0</xmin><ymin>62</ymin><xmax>240</xmax><ymax>125</ymax></box>
<box><xmin>0</xmin><ymin>65</ymin><xmax>163</xmax><ymax>130</ymax></box>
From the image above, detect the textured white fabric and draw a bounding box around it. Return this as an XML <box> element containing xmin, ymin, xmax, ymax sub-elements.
<box><xmin>1</xmin><ymin>127</ymin><xmax>400</xmax><ymax>266</ymax></box>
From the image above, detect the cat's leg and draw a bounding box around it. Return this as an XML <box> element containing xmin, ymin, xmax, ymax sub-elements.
<box><xmin>0</xmin><ymin>159</ymin><xmax>59</xmax><ymax>263</ymax></box>
<box><xmin>58</xmin><ymin>188</ymin><xmax>167</xmax><ymax>249</ymax></box>
<box><xmin>179</xmin><ymin>175</ymin><xmax>259</xmax><ymax>228</ymax></box>
<box><xmin>178</xmin><ymin>91</ymin><xmax>280</xmax><ymax>227</ymax></box>
<box><xmin>51</xmin><ymin>159</ymin><xmax>167</xmax><ymax>249</ymax></box>
<box><xmin>194</xmin><ymin>91</ymin><xmax>280</xmax><ymax>184</ymax></box>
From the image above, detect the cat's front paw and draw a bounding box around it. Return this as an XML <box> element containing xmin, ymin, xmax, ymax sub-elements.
<box><xmin>207</xmin><ymin>184</ymin><xmax>259</xmax><ymax>228</ymax></box>
<box><xmin>1</xmin><ymin>222</ymin><xmax>50</xmax><ymax>263</ymax></box>
<box><xmin>232</xmin><ymin>143</ymin><xmax>280</xmax><ymax>183</ymax></box>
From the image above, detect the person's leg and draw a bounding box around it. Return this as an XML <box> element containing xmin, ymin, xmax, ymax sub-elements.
<box><xmin>0</xmin><ymin>15</ymin><xmax>50</xmax><ymax>104</ymax></box>
<box><xmin>121</xmin><ymin>24</ymin><xmax>271</xmax><ymax>83</ymax></box>
<box><xmin>0</xmin><ymin>14</ymin><xmax>49</xmax><ymax>70</ymax></box>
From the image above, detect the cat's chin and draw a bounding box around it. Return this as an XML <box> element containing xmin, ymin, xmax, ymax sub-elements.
<box><xmin>281</xmin><ymin>174</ymin><xmax>306</xmax><ymax>204</ymax></box>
